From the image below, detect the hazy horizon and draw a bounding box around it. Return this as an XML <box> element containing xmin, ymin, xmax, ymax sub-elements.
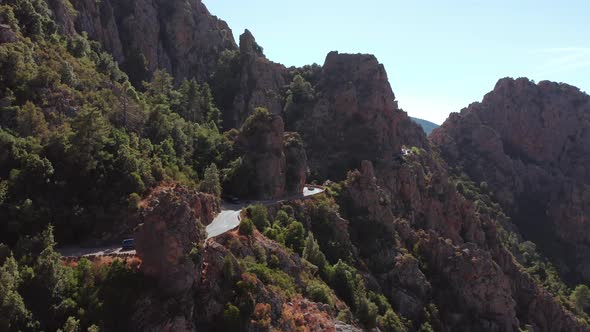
<box><xmin>203</xmin><ymin>0</ymin><xmax>589</xmax><ymax>124</ymax></box>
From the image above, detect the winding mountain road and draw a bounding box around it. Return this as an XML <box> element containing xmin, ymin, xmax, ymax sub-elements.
<box><xmin>206</xmin><ymin>186</ymin><xmax>325</xmax><ymax>239</ymax></box>
<box><xmin>58</xmin><ymin>186</ymin><xmax>325</xmax><ymax>258</ymax></box>
<box><xmin>58</xmin><ymin>245</ymin><xmax>136</xmax><ymax>258</ymax></box>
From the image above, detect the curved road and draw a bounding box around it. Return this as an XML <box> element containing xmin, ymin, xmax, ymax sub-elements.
<box><xmin>206</xmin><ymin>186</ymin><xmax>325</xmax><ymax>239</ymax></box>
<box><xmin>58</xmin><ymin>245</ymin><xmax>136</xmax><ymax>258</ymax></box>
<box><xmin>58</xmin><ymin>186</ymin><xmax>324</xmax><ymax>257</ymax></box>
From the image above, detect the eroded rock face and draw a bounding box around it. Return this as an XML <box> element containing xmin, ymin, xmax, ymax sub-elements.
<box><xmin>132</xmin><ymin>185</ymin><xmax>219</xmax><ymax>332</ymax></box>
<box><xmin>135</xmin><ymin>184</ymin><xmax>219</xmax><ymax>294</ymax></box>
<box><xmin>228</xmin><ymin>29</ymin><xmax>289</xmax><ymax>128</ymax></box>
<box><xmin>340</xmin><ymin>154</ymin><xmax>587</xmax><ymax>331</ymax></box>
<box><xmin>431</xmin><ymin>77</ymin><xmax>590</xmax><ymax>282</ymax></box>
<box><xmin>226</xmin><ymin>110</ymin><xmax>309</xmax><ymax>200</ymax></box>
<box><xmin>283</xmin><ymin>132</ymin><xmax>308</xmax><ymax>195</ymax></box>
<box><xmin>0</xmin><ymin>24</ymin><xmax>17</xmax><ymax>43</ymax></box>
<box><xmin>234</xmin><ymin>111</ymin><xmax>286</xmax><ymax>199</ymax></box>
<box><xmin>419</xmin><ymin>235</ymin><xmax>518</xmax><ymax>331</ymax></box>
<box><xmin>301</xmin><ymin>52</ymin><xmax>427</xmax><ymax>180</ymax></box>
<box><xmin>47</xmin><ymin>0</ymin><xmax>77</xmax><ymax>36</ymax></box>
<box><xmin>59</xmin><ymin>0</ymin><xmax>236</xmax><ymax>83</ymax></box>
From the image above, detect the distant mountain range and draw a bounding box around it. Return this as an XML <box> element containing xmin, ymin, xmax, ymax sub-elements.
<box><xmin>411</xmin><ymin>117</ymin><xmax>440</xmax><ymax>135</ymax></box>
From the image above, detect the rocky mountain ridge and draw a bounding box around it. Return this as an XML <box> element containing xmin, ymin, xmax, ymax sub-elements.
<box><xmin>1</xmin><ymin>0</ymin><xmax>589</xmax><ymax>331</ymax></box>
<box><xmin>432</xmin><ymin>77</ymin><xmax>590</xmax><ymax>284</ymax></box>
<box><xmin>51</xmin><ymin>0</ymin><xmax>236</xmax><ymax>84</ymax></box>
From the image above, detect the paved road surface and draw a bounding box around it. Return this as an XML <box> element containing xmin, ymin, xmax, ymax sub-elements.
<box><xmin>206</xmin><ymin>203</ymin><xmax>243</xmax><ymax>239</ymax></box>
<box><xmin>58</xmin><ymin>186</ymin><xmax>325</xmax><ymax>257</ymax></box>
<box><xmin>59</xmin><ymin>244</ymin><xmax>136</xmax><ymax>258</ymax></box>
<box><xmin>206</xmin><ymin>186</ymin><xmax>325</xmax><ymax>239</ymax></box>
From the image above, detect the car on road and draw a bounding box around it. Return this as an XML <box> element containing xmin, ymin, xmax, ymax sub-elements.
<box><xmin>308</xmin><ymin>187</ymin><xmax>316</xmax><ymax>191</ymax></box>
<box><xmin>122</xmin><ymin>238</ymin><xmax>135</xmax><ymax>251</ymax></box>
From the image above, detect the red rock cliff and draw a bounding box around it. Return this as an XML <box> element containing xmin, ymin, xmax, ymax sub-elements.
<box><xmin>53</xmin><ymin>0</ymin><xmax>236</xmax><ymax>84</ymax></box>
<box><xmin>431</xmin><ymin>77</ymin><xmax>590</xmax><ymax>283</ymax></box>
<box><xmin>300</xmin><ymin>51</ymin><xmax>427</xmax><ymax>180</ymax></box>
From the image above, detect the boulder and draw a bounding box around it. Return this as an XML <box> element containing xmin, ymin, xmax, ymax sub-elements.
<box><xmin>0</xmin><ymin>24</ymin><xmax>17</xmax><ymax>43</ymax></box>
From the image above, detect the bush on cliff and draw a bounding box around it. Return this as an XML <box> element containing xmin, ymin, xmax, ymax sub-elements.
<box><xmin>572</xmin><ymin>285</ymin><xmax>590</xmax><ymax>314</ymax></box>
<box><xmin>239</xmin><ymin>218</ymin><xmax>254</xmax><ymax>236</ymax></box>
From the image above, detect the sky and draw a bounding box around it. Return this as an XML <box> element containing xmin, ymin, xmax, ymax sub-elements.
<box><xmin>203</xmin><ymin>1</ymin><xmax>590</xmax><ymax>124</ymax></box>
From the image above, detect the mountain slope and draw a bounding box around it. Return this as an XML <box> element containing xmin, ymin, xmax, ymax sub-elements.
<box><xmin>0</xmin><ymin>1</ymin><xmax>589</xmax><ymax>332</ymax></box>
<box><xmin>410</xmin><ymin>117</ymin><xmax>439</xmax><ymax>135</ymax></box>
<box><xmin>432</xmin><ymin>77</ymin><xmax>590</xmax><ymax>284</ymax></box>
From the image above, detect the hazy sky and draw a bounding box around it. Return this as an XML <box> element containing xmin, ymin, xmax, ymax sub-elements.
<box><xmin>203</xmin><ymin>1</ymin><xmax>589</xmax><ymax>124</ymax></box>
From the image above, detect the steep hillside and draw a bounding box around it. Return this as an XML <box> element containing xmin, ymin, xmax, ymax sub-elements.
<box><xmin>411</xmin><ymin>117</ymin><xmax>439</xmax><ymax>135</ymax></box>
<box><xmin>1</xmin><ymin>1</ymin><xmax>589</xmax><ymax>332</ymax></box>
<box><xmin>432</xmin><ymin>78</ymin><xmax>590</xmax><ymax>284</ymax></box>
<box><xmin>50</xmin><ymin>0</ymin><xmax>237</xmax><ymax>85</ymax></box>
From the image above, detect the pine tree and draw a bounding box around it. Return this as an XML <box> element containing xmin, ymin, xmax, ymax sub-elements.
<box><xmin>115</xmin><ymin>81</ymin><xmax>142</xmax><ymax>131</ymax></box>
<box><xmin>16</xmin><ymin>101</ymin><xmax>49</xmax><ymax>138</ymax></box>
<box><xmin>571</xmin><ymin>284</ymin><xmax>590</xmax><ymax>314</ymax></box>
<box><xmin>200</xmin><ymin>83</ymin><xmax>221</xmax><ymax>126</ymax></box>
<box><xmin>0</xmin><ymin>254</ymin><xmax>32</xmax><ymax>331</ymax></box>
<box><xmin>144</xmin><ymin>69</ymin><xmax>174</xmax><ymax>104</ymax></box>
<box><xmin>70</xmin><ymin>106</ymin><xmax>111</xmax><ymax>172</ymax></box>
<box><xmin>200</xmin><ymin>163</ymin><xmax>221</xmax><ymax>196</ymax></box>
<box><xmin>179</xmin><ymin>78</ymin><xmax>201</xmax><ymax>122</ymax></box>
<box><xmin>302</xmin><ymin>233</ymin><xmax>327</xmax><ymax>271</ymax></box>
<box><xmin>285</xmin><ymin>221</ymin><xmax>305</xmax><ymax>254</ymax></box>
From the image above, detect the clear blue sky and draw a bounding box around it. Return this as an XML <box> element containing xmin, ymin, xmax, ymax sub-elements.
<box><xmin>203</xmin><ymin>1</ymin><xmax>589</xmax><ymax>124</ymax></box>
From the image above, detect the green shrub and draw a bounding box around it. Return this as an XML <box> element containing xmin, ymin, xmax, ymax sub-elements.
<box><xmin>248</xmin><ymin>204</ymin><xmax>270</xmax><ymax>231</ymax></box>
<box><xmin>358</xmin><ymin>298</ymin><xmax>379</xmax><ymax>329</ymax></box>
<box><xmin>268</xmin><ymin>254</ymin><xmax>280</xmax><ymax>269</ymax></box>
<box><xmin>252</xmin><ymin>243</ymin><xmax>267</xmax><ymax>264</ymax></box>
<box><xmin>302</xmin><ymin>233</ymin><xmax>327</xmax><ymax>273</ymax></box>
<box><xmin>243</xmin><ymin>261</ymin><xmax>296</xmax><ymax>297</ymax></box>
<box><xmin>379</xmin><ymin>309</ymin><xmax>405</xmax><ymax>332</ymax></box>
<box><xmin>327</xmin><ymin>260</ymin><xmax>365</xmax><ymax>311</ymax></box>
<box><xmin>306</xmin><ymin>280</ymin><xmax>333</xmax><ymax>306</ymax></box>
<box><xmin>239</xmin><ymin>218</ymin><xmax>254</xmax><ymax>236</ymax></box>
<box><xmin>369</xmin><ymin>291</ymin><xmax>392</xmax><ymax>315</ymax></box>
<box><xmin>188</xmin><ymin>246</ymin><xmax>200</xmax><ymax>265</ymax></box>
<box><xmin>127</xmin><ymin>193</ymin><xmax>141</xmax><ymax>212</ymax></box>
<box><xmin>419</xmin><ymin>322</ymin><xmax>434</xmax><ymax>332</ymax></box>
<box><xmin>572</xmin><ymin>285</ymin><xmax>590</xmax><ymax>314</ymax></box>
<box><xmin>223</xmin><ymin>303</ymin><xmax>241</xmax><ymax>331</ymax></box>
<box><xmin>274</xmin><ymin>209</ymin><xmax>292</xmax><ymax>227</ymax></box>
<box><xmin>263</xmin><ymin>225</ymin><xmax>285</xmax><ymax>244</ymax></box>
<box><xmin>284</xmin><ymin>221</ymin><xmax>305</xmax><ymax>254</ymax></box>
<box><xmin>59</xmin><ymin>316</ymin><xmax>80</xmax><ymax>332</ymax></box>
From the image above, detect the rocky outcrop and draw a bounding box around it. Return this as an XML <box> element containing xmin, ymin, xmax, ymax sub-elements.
<box><xmin>55</xmin><ymin>0</ymin><xmax>236</xmax><ymax>84</ymax></box>
<box><xmin>234</xmin><ymin>110</ymin><xmax>286</xmax><ymax>199</ymax></box>
<box><xmin>0</xmin><ymin>24</ymin><xmax>17</xmax><ymax>43</ymax></box>
<box><xmin>135</xmin><ymin>184</ymin><xmax>218</xmax><ymax>293</ymax></box>
<box><xmin>283</xmin><ymin>132</ymin><xmax>308</xmax><ymax>195</ymax></box>
<box><xmin>431</xmin><ymin>77</ymin><xmax>590</xmax><ymax>283</ymax></box>
<box><xmin>228</xmin><ymin>110</ymin><xmax>308</xmax><ymax>200</ymax></box>
<box><xmin>47</xmin><ymin>0</ymin><xmax>77</xmax><ymax>36</ymax></box>
<box><xmin>228</xmin><ymin>29</ymin><xmax>289</xmax><ymax>128</ymax></box>
<box><xmin>339</xmin><ymin>152</ymin><xmax>588</xmax><ymax>331</ymax></box>
<box><xmin>133</xmin><ymin>184</ymin><xmax>219</xmax><ymax>332</ymax></box>
<box><xmin>300</xmin><ymin>51</ymin><xmax>427</xmax><ymax>180</ymax></box>
<box><xmin>418</xmin><ymin>234</ymin><xmax>518</xmax><ymax>331</ymax></box>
